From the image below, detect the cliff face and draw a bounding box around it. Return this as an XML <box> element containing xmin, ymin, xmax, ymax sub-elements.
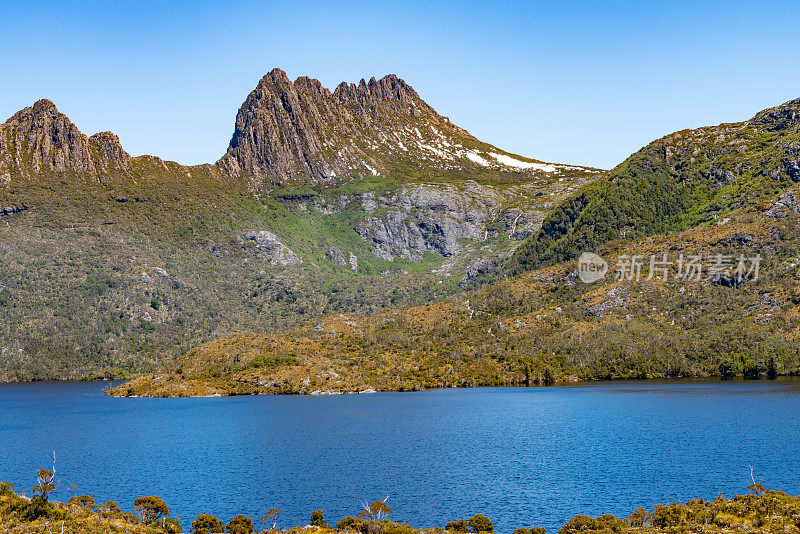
<box><xmin>217</xmin><ymin>68</ymin><xmax>593</xmax><ymax>188</ymax></box>
<box><xmin>218</xmin><ymin>69</ymin><xmax>458</xmax><ymax>185</ymax></box>
<box><xmin>0</xmin><ymin>99</ymin><xmax>131</xmax><ymax>182</ymax></box>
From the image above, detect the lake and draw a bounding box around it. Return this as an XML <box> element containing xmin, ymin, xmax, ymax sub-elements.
<box><xmin>1</xmin><ymin>379</ymin><xmax>799</xmax><ymax>532</ymax></box>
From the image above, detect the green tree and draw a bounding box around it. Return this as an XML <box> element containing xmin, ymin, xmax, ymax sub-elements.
<box><xmin>337</xmin><ymin>516</ymin><xmax>362</xmax><ymax>530</ymax></box>
<box><xmin>67</xmin><ymin>495</ymin><xmax>96</xmax><ymax>509</ymax></box>
<box><xmin>33</xmin><ymin>468</ymin><xmax>56</xmax><ymax>500</ymax></box>
<box><xmin>227</xmin><ymin>514</ymin><xmax>255</xmax><ymax>534</ymax></box>
<box><xmin>164</xmin><ymin>517</ymin><xmax>184</xmax><ymax>534</ymax></box>
<box><xmin>358</xmin><ymin>500</ymin><xmax>392</xmax><ymax>522</ymax></box>
<box><xmin>310</xmin><ymin>510</ymin><xmax>327</xmax><ymax>527</ymax></box>
<box><xmin>192</xmin><ymin>514</ymin><xmax>225</xmax><ymax>534</ymax></box>
<box><xmin>469</xmin><ymin>514</ymin><xmax>494</xmax><ymax>533</ymax></box>
<box><xmin>261</xmin><ymin>509</ymin><xmax>282</xmax><ymax>530</ymax></box>
<box><xmin>134</xmin><ymin>495</ymin><xmax>170</xmax><ymax>525</ymax></box>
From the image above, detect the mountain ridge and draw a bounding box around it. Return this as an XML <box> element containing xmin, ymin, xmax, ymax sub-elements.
<box><xmin>0</xmin><ymin>69</ymin><xmax>601</xmax><ymax>381</ymax></box>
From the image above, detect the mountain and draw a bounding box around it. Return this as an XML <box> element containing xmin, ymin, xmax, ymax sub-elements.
<box><xmin>108</xmin><ymin>96</ymin><xmax>800</xmax><ymax>397</ymax></box>
<box><xmin>0</xmin><ymin>69</ymin><xmax>600</xmax><ymax>381</ymax></box>
<box><xmin>505</xmin><ymin>97</ymin><xmax>800</xmax><ymax>275</ymax></box>
<box><xmin>217</xmin><ymin>68</ymin><xmax>593</xmax><ymax>188</ymax></box>
<box><xmin>0</xmin><ymin>99</ymin><xmax>132</xmax><ymax>179</ymax></box>
<box><xmin>110</xmin><ymin>190</ymin><xmax>800</xmax><ymax>397</ymax></box>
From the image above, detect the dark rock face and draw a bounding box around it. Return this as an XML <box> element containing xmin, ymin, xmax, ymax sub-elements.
<box><xmin>217</xmin><ymin>68</ymin><xmax>487</xmax><ymax>187</ymax></box>
<box><xmin>751</xmin><ymin>98</ymin><xmax>800</xmax><ymax>131</ymax></box>
<box><xmin>0</xmin><ymin>99</ymin><xmax>132</xmax><ymax>180</ymax></box>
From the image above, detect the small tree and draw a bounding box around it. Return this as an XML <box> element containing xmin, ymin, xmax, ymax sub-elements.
<box><xmin>337</xmin><ymin>516</ymin><xmax>362</xmax><ymax>530</ymax></box>
<box><xmin>358</xmin><ymin>500</ymin><xmax>392</xmax><ymax>522</ymax></box>
<box><xmin>627</xmin><ymin>508</ymin><xmax>651</xmax><ymax>527</ymax></box>
<box><xmin>310</xmin><ymin>510</ymin><xmax>327</xmax><ymax>527</ymax></box>
<box><xmin>261</xmin><ymin>509</ymin><xmax>282</xmax><ymax>530</ymax></box>
<box><xmin>99</xmin><ymin>501</ymin><xmax>122</xmax><ymax>516</ymax></box>
<box><xmin>33</xmin><ymin>452</ymin><xmax>58</xmax><ymax>501</ymax></box>
<box><xmin>469</xmin><ymin>514</ymin><xmax>494</xmax><ymax>533</ymax></box>
<box><xmin>227</xmin><ymin>514</ymin><xmax>255</xmax><ymax>534</ymax></box>
<box><xmin>134</xmin><ymin>495</ymin><xmax>170</xmax><ymax>525</ymax></box>
<box><xmin>192</xmin><ymin>514</ymin><xmax>225</xmax><ymax>534</ymax></box>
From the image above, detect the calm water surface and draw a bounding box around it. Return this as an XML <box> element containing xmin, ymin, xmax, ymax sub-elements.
<box><xmin>1</xmin><ymin>380</ymin><xmax>799</xmax><ymax>532</ymax></box>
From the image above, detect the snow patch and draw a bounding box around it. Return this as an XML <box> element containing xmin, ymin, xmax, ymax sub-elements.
<box><xmin>465</xmin><ymin>151</ymin><xmax>490</xmax><ymax>166</ymax></box>
<box><xmin>490</xmin><ymin>152</ymin><xmax>557</xmax><ymax>173</ymax></box>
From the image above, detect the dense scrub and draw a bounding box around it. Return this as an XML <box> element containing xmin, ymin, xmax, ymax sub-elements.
<box><xmin>3</xmin><ymin>475</ymin><xmax>799</xmax><ymax>534</ymax></box>
<box><xmin>112</xmin><ymin>205</ymin><xmax>800</xmax><ymax>397</ymax></box>
<box><xmin>507</xmin><ymin>97</ymin><xmax>800</xmax><ymax>275</ymax></box>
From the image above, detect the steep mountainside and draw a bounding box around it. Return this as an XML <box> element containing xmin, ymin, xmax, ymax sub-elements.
<box><xmin>506</xmin><ymin>98</ymin><xmax>800</xmax><ymax>274</ymax></box>
<box><xmin>0</xmin><ymin>70</ymin><xmax>600</xmax><ymax>380</ymax></box>
<box><xmin>217</xmin><ymin>68</ymin><xmax>595</xmax><ymax>188</ymax></box>
<box><xmin>108</xmin><ymin>96</ymin><xmax>800</xmax><ymax>397</ymax></box>
<box><xmin>111</xmin><ymin>189</ymin><xmax>800</xmax><ymax>397</ymax></box>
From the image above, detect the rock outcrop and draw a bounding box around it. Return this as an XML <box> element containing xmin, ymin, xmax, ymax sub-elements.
<box><xmin>242</xmin><ymin>230</ymin><xmax>302</xmax><ymax>265</ymax></box>
<box><xmin>766</xmin><ymin>189</ymin><xmax>800</xmax><ymax>217</ymax></box>
<box><xmin>217</xmin><ymin>68</ymin><xmax>595</xmax><ymax>188</ymax></box>
<box><xmin>0</xmin><ymin>99</ymin><xmax>132</xmax><ymax>180</ymax></box>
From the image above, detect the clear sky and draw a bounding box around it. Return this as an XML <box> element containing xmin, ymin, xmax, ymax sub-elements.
<box><xmin>2</xmin><ymin>0</ymin><xmax>799</xmax><ymax>169</ymax></box>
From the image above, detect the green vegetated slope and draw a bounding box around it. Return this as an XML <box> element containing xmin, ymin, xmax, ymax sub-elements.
<box><xmin>112</xmin><ymin>193</ymin><xmax>800</xmax><ymax>397</ymax></box>
<box><xmin>506</xmin><ymin>98</ymin><xmax>800</xmax><ymax>275</ymax></box>
<box><xmin>0</xmin><ymin>74</ymin><xmax>599</xmax><ymax>381</ymax></box>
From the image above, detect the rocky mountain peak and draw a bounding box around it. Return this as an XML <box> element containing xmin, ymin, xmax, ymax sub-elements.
<box><xmin>0</xmin><ymin>100</ymin><xmax>133</xmax><ymax>180</ymax></box>
<box><xmin>750</xmin><ymin>97</ymin><xmax>800</xmax><ymax>131</ymax></box>
<box><xmin>89</xmin><ymin>131</ymin><xmax>132</xmax><ymax>170</ymax></box>
<box><xmin>218</xmin><ymin>68</ymin><xmax>590</xmax><ymax>189</ymax></box>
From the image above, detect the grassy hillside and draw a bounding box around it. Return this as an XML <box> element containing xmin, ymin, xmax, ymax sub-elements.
<box><xmin>0</xmin><ymin>151</ymin><xmax>598</xmax><ymax>380</ymax></box>
<box><xmin>506</xmin><ymin>97</ymin><xmax>800</xmax><ymax>275</ymax></box>
<box><xmin>110</xmin><ymin>187</ymin><xmax>800</xmax><ymax>397</ymax></box>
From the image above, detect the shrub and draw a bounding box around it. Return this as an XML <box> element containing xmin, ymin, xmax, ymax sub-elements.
<box><xmin>311</xmin><ymin>509</ymin><xmax>328</xmax><ymax>527</ymax></box>
<box><xmin>164</xmin><ymin>516</ymin><xmax>184</xmax><ymax>533</ymax></box>
<box><xmin>122</xmin><ymin>511</ymin><xmax>140</xmax><ymax>524</ymax></box>
<box><xmin>192</xmin><ymin>513</ymin><xmax>224</xmax><ymax>533</ymax></box>
<box><xmin>446</xmin><ymin>520</ymin><xmax>470</xmax><ymax>532</ymax></box>
<box><xmin>337</xmin><ymin>516</ymin><xmax>363</xmax><ymax>530</ymax></box>
<box><xmin>68</xmin><ymin>495</ymin><xmax>96</xmax><ymax>509</ymax></box>
<box><xmin>652</xmin><ymin>503</ymin><xmax>686</xmax><ymax>528</ymax></box>
<box><xmin>469</xmin><ymin>514</ymin><xmax>494</xmax><ymax>533</ymax></box>
<box><xmin>20</xmin><ymin>495</ymin><xmax>66</xmax><ymax>521</ymax></box>
<box><xmin>626</xmin><ymin>508</ymin><xmax>651</xmax><ymax>527</ymax></box>
<box><xmin>227</xmin><ymin>514</ymin><xmax>255</xmax><ymax>534</ymax></box>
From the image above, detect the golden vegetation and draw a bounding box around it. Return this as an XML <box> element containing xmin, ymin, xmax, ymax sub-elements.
<box><xmin>110</xmin><ymin>205</ymin><xmax>800</xmax><ymax>398</ymax></box>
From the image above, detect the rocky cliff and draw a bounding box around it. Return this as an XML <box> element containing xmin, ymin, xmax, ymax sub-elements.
<box><xmin>0</xmin><ymin>99</ymin><xmax>132</xmax><ymax>182</ymax></box>
<box><xmin>217</xmin><ymin>68</ymin><xmax>595</xmax><ymax>188</ymax></box>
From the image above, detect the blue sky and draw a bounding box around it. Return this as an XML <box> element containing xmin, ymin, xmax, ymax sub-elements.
<box><xmin>2</xmin><ymin>0</ymin><xmax>799</xmax><ymax>169</ymax></box>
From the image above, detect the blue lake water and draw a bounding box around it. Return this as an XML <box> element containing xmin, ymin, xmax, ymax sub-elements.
<box><xmin>1</xmin><ymin>380</ymin><xmax>799</xmax><ymax>532</ymax></box>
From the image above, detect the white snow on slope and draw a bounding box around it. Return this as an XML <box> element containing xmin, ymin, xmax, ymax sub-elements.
<box><xmin>490</xmin><ymin>152</ymin><xmax>557</xmax><ymax>173</ymax></box>
<box><xmin>465</xmin><ymin>151</ymin><xmax>490</xmax><ymax>166</ymax></box>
